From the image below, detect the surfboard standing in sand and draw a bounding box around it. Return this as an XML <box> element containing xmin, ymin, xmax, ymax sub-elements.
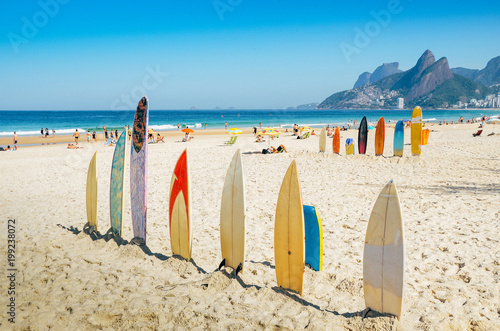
<box><xmin>219</xmin><ymin>149</ymin><xmax>246</xmax><ymax>275</ymax></box>
<box><xmin>169</xmin><ymin>148</ymin><xmax>192</xmax><ymax>261</ymax></box>
<box><xmin>363</xmin><ymin>180</ymin><xmax>405</xmax><ymax>320</ymax></box>
<box><xmin>358</xmin><ymin>116</ymin><xmax>368</xmax><ymax>154</ymax></box>
<box><xmin>109</xmin><ymin>131</ymin><xmax>127</xmax><ymax>237</ymax></box>
<box><xmin>275</xmin><ymin>160</ymin><xmax>305</xmax><ymax>296</ymax></box>
<box><xmin>130</xmin><ymin>96</ymin><xmax>149</xmax><ymax>245</ymax></box>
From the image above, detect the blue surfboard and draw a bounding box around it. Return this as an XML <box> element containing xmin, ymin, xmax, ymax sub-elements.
<box><xmin>394</xmin><ymin>120</ymin><xmax>404</xmax><ymax>157</ymax></box>
<box><xmin>303</xmin><ymin>205</ymin><xmax>323</xmax><ymax>271</ymax></box>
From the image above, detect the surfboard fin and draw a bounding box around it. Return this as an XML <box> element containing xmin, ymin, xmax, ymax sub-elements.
<box><xmin>130</xmin><ymin>237</ymin><xmax>145</xmax><ymax>246</ymax></box>
<box><xmin>83</xmin><ymin>222</ymin><xmax>96</xmax><ymax>235</ymax></box>
<box><xmin>234</xmin><ymin>263</ymin><xmax>243</xmax><ymax>277</ymax></box>
<box><xmin>218</xmin><ymin>259</ymin><xmax>226</xmax><ymax>271</ymax></box>
<box><xmin>104</xmin><ymin>227</ymin><xmax>120</xmax><ymax>241</ymax></box>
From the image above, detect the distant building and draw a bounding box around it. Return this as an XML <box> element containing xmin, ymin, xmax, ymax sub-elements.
<box><xmin>397</xmin><ymin>98</ymin><xmax>404</xmax><ymax>109</ymax></box>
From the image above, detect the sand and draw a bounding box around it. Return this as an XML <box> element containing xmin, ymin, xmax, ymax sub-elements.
<box><xmin>0</xmin><ymin>123</ymin><xmax>499</xmax><ymax>330</ymax></box>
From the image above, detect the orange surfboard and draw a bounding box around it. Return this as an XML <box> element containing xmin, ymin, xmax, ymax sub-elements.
<box><xmin>332</xmin><ymin>127</ymin><xmax>340</xmax><ymax>154</ymax></box>
<box><xmin>375</xmin><ymin>117</ymin><xmax>385</xmax><ymax>156</ymax></box>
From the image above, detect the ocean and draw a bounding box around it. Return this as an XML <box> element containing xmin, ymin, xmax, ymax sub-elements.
<box><xmin>0</xmin><ymin>108</ymin><xmax>497</xmax><ymax>136</ymax></box>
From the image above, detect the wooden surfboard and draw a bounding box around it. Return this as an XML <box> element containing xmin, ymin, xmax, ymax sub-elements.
<box><xmin>275</xmin><ymin>160</ymin><xmax>305</xmax><ymax>296</ymax></box>
<box><xmin>130</xmin><ymin>96</ymin><xmax>149</xmax><ymax>245</ymax></box>
<box><xmin>411</xmin><ymin>106</ymin><xmax>422</xmax><ymax>156</ymax></box>
<box><xmin>303</xmin><ymin>205</ymin><xmax>323</xmax><ymax>271</ymax></box>
<box><xmin>86</xmin><ymin>151</ymin><xmax>98</xmax><ymax>231</ymax></box>
<box><xmin>109</xmin><ymin>131</ymin><xmax>126</xmax><ymax>236</ymax></box>
<box><xmin>363</xmin><ymin>180</ymin><xmax>405</xmax><ymax>319</ymax></box>
<box><xmin>220</xmin><ymin>149</ymin><xmax>246</xmax><ymax>273</ymax></box>
<box><xmin>169</xmin><ymin>148</ymin><xmax>192</xmax><ymax>261</ymax></box>
<box><xmin>332</xmin><ymin>126</ymin><xmax>340</xmax><ymax>154</ymax></box>
<box><xmin>375</xmin><ymin>117</ymin><xmax>385</xmax><ymax>156</ymax></box>
<box><xmin>319</xmin><ymin>127</ymin><xmax>326</xmax><ymax>153</ymax></box>
<box><xmin>393</xmin><ymin>120</ymin><xmax>404</xmax><ymax>157</ymax></box>
<box><xmin>358</xmin><ymin>116</ymin><xmax>368</xmax><ymax>154</ymax></box>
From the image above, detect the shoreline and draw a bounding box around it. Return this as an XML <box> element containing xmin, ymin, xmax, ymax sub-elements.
<box><xmin>1</xmin><ymin>121</ymin><xmax>490</xmax><ymax>149</ymax></box>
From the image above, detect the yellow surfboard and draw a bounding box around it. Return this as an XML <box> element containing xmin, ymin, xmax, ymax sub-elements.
<box><xmin>319</xmin><ymin>127</ymin><xmax>326</xmax><ymax>153</ymax></box>
<box><xmin>275</xmin><ymin>160</ymin><xmax>305</xmax><ymax>296</ymax></box>
<box><xmin>86</xmin><ymin>151</ymin><xmax>98</xmax><ymax>232</ymax></box>
<box><xmin>411</xmin><ymin>106</ymin><xmax>422</xmax><ymax>156</ymax></box>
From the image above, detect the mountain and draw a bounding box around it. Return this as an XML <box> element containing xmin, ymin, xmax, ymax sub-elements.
<box><xmin>288</xmin><ymin>103</ymin><xmax>319</xmax><ymax>110</ymax></box>
<box><xmin>452</xmin><ymin>56</ymin><xmax>500</xmax><ymax>87</ymax></box>
<box><xmin>318</xmin><ymin>50</ymin><xmax>496</xmax><ymax>109</ymax></box>
<box><xmin>451</xmin><ymin>67</ymin><xmax>479</xmax><ymax>80</ymax></box>
<box><xmin>353</xmin><ymin>62</ymin><xmax>401</xmax><ymax>88</ymax></box>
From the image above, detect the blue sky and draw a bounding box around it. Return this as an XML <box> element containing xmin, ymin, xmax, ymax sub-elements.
<box><xmin>1</xmin><ymin>0</ymin><xmax>499</xmax><ymax>110</ymax></box>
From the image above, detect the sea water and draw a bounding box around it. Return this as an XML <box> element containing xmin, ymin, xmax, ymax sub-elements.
<box><xmin>0</xmin><ymin>109</ymin><xmax>497</xmax><ymax>136</ymax></box>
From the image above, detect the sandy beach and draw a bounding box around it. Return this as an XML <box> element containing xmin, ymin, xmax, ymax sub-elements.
<box><xmin>1</xmin><ymin>123</ymin><xmax>499</xmax><ymax>330</ymax></box>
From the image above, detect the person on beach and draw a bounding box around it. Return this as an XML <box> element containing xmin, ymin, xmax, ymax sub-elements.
<box><xmin>105</xmin><ymin>130</ymin><xmax>109</xmax><ymax>140</ymax></box>
<box><xmin>73</xmin><ymin>129</ymin><xmax>80</xmax><ymax>145</ymax></box>
<box><xmin>45</xmin><ymin>128</ymin><xmax>49</xmax><ymax>138</ymax></box>
<box><xmin>225</xmin><ymin>122</ymin><xmax>228</xmax><ymax>129</ymax></box>
<box><xmin>52</xmin><ymin>129</ymin><xmax>55</xmax><ymax>137</ymax></box>
<box><xmin>177</xmin><ymin>123</ymin><xmax>180</xmax><ymax>130</ymax></box>
<box><xmin>205</xmin><ymin>123</ymin><xmax>207</xmax><ymax>130</ymax></box>
<box><xmin>92</xmin><ymin>131</ymin><xmax>96</xmax><ymax>142</ymax></box>
<box><xmin>87</xmin><ymin>132</ymin><xmax>91</xmax><ymax>143</ymax></box>
<box><xmin>115</xmin><ymin>130</ymin><xmax>118</xmax><ymax>139</ymax></box>
<box><xmin>41</xmin><ymin>128</ymin><xmax>44</xmax><ymax>138</ymax></box>
<box><xmin>67</xmin><ymin>143</ymin><xmax>83</xmax><ymax>149</ymax></box>
<box><xmin>13</xmin><ymin>132</ymin><xmax>18</xmax><ymax>145</ymax></box>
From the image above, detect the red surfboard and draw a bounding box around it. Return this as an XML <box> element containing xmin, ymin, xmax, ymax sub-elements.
<box><xmin>169</xmin><ymin>149</ymin><xmax>192</xmax><ymax>260</ymax></box>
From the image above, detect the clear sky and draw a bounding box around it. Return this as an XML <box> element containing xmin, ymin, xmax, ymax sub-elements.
<box><xmin>1</xmin><ymin>0</ymin><xmax>499</xmax><ymax>110</ymax></box>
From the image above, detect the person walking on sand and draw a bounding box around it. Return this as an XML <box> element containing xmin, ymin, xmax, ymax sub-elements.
<box><xmin>45</xmin><ymin>128</ymin><xmax>49</xmax><ymax>138</ymax></box>
<box><xmin>92</xmin><ymin>131</ymin><xmax>96</xmax><ymax>142</ymax></box>
<box><xmin>87</xmin><ymin>132</ymin><xmax>91</xmax><ymax>143</ymax></box>
<box><xmin>225</xmin><ymin>122</ymin><xmax>228</xmax><ymax>129</ymax></box>
<box><xmin>13</xmin><ymin>132</ymin><xmax>18</xmax><ymax>145</ymax></box>
<box><xmin>177</xmin><ymin>123</ymin><xmax>180</xmax><ymax>130</ymax></box>
<box><xmin>52</xmin><ymin>129</ymin><xmax>55</xmax><ymax>137</ymax></box>
<box><xmin>73</xmin><ymin>129</ymin><xmax>80</xmax><ymax>145</ymax></box>
<box><xmin>41</xmin><ymin>128</ymin><xmax>44</xmax><ymax>138</ymax></box>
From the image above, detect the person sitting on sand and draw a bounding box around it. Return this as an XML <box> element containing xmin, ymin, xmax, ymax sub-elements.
<box><xmin>67</xmin><ymin>143</ymin><xmax>83</xmax><ymax>149</ymax></box>
<box><xmin>182</xmin><ymin>132</ymin><xmax>193</xmax><ymax>142</ymax></box>
<box><xmin>255</xmin><ymin>134</ymin><xmax>265</xmax><ymax>142</ymax></box>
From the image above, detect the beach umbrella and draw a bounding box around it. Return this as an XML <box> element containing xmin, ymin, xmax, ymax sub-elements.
<box><xmin>227</xmin><ymin>128</ymin><xmax>242</xmax><ymax>135</ymax></box>
<box><xmin>300</xmin><ymin>126</ymin><xmax>312</xmax><ymax>132</ymax></box>
<box><xmin>258</xmin><ymin>127</ymin><xmax>281</xmax><ymax>148</ymax></box>
<box><xmin>182</xmin><ymin>128</ymin><xmax>194</xmax><ymax>133</ymax></box>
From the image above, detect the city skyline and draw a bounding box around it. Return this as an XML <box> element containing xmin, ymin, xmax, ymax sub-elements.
<box><xmin>1</xmin><ymin>1</ymin><xmax>499</xmax><ymax>110</ymax></box>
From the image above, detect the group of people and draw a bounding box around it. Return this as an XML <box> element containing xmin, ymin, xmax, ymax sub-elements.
<box><xmin>2</xmin><ymin>132</ymin><xmax>20</xmax><ymax>151</ymax></box>
<box><xmin>40</xmin><ymin>128</ymin><xmax>55</xmax><ymax>138</ymax></box>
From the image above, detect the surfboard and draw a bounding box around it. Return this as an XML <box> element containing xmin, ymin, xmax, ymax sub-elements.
<box><xmin>275</xmin><ymin>160</ymin><xmax>305</xmax><ymax>296</ymax></box>
<box><xmin>393</xmin><ymin>120</ymin><xmax>404</xmax><ymax>157</ymax></box>
<box><xmin>358</xmin><ymin>116</ymin><xmax>368</xmax><ymax>154</ymax></box>
<box><xmin>109</xmin><ymin>131</ymin><xmax>126</xmax><ymax>236</ymax></box>
<box><xmin>86</xmin><ymin>151</ymin><xmax>98</xmax><ymax>232</ymax></box>
<box><xmin>332</xmin><ymin>126</ymin><xmax>340</xmax><ymax>154</ymax></box>
<box><xmin>303</xmin><ymin>205</ymin><xmax>323</xmax><ymax>271</ymax></box>
<box><xmin>363</xmin><ymin>180</ymin><xmax>405</xmax><ymax>320</ymax></box>
<box><xmin>130</xmin><ymin>96</ymin><xmax>149</xmax><ymax>245</ymax></box>
<box><xmin>319</xmin><ymin>127</ymin><xmax>326</xmax><ymax>153</ymax></box>
<box><xmin>346</xmin><ymin>138</ymin><xmax>354</xmax><ymax>155</ymax></box>
<box><xmin>375</xmin><ymin>117</ymin><xmax>385</xmax><ymax>156</ymax></box>
<box><xmin>411</xmin><ymin>106</ymin><xmax>422</xmax><ymax>156</ymax></box>
<box><xmin>220</xmin><ymin>149</ymin><xmax>246</xmax><ymax>274</ymax></box>
<box><xmin>169</xmin><ymin>148</ymin><xmax>192</xmax><ymax>261</ymax></box>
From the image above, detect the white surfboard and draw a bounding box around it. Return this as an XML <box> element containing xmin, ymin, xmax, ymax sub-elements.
<box><xmin>220</xmin><ymin>149</ymin><xmax>246</xmax><ymax>273</ymax></box>
<box><xmin>363</xmin><ymin>180</ymin><xmax>405</xmax><ymax>319</ymax></box>
<box><xmin>319</xmin><ymin>127</ymin><xmax>326</xmax><ymax>153</ymax></box>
